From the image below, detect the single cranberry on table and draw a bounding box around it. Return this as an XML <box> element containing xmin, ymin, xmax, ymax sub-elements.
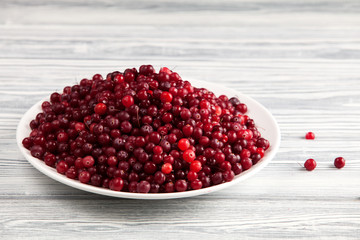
<box><xmin>305</xmin><ymin>132</ymin><xmax>315</xmax><ymax>140</ymax></box>
<box><xmin>22</xmin><ymin>65</ymin><xmax>270</xmax><ymax>193</ymax></box>
<box><xmin>304</xmin><ymin>158</ymin><xmax>317</xmax><ymax>171</ymax></box>
<box><xmin>334</xmin><ymin>157</ymin><xmax>345</xmax><ymax>169</ymax></box>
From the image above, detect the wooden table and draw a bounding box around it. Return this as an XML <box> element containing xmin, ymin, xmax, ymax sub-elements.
<box><xmin>1</xmin><ymin>1</ymin><xmax>359</xmax><ymax>239</ymax></box>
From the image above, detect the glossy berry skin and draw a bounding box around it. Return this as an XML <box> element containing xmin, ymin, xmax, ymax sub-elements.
<box><xmin>153</xmin><ymin>146</ymin><xmax>163</xmax><ymax>155</ymax></box>
<box><xmin>82</xmin><ymin>156</ymin><xmax>95</xmax><ymax>168</ymax></box>
<box><xmin>240</xmin><ymin>158</ymin><xmax>252</xmax><ymax>170</ymax></box>
<box><xmin>183</xmin><ymin>149</ymin><xmax>196</xmax><ymax>163</ymax></box>
<box><xmin>161</xmin><ymin>163</ymin><xmax>173</xmax><ymax>174</ymax></box>
<box><xmin>109</xmin><ymin>177</ymin><xmax>124</xmax><ymax>191</ymax></box>
<box><xmin>187</xmin><ymin>171</ymin><xmax>198</xmax><ymax>181</ymax></box>
<box><xmin>94</xmin><ymin>103</ymin><xmax>107</xmax><ymax>115</ymax></box>
<box><xmin>190</xmin><ymin>160</ymin><xmax>202</xmax><ymax>172</ymax></box>
<box><xmin>304</xmin><ymin>158</ymin><xmax>317</xmax><ymax>171</ymax></box>
<box><xmin>334</xmin><ymin>157</ymin><xmax>345</xmax><ymax>169</ymax></box>
<box><xmin>160</xmin><ymin>91</ymin><xmax>173</xmax><ymax>103</ymax></box>
<box><xmin>75</xmin><ymin>122</ymin><xmax>85</xmax><ymax>132</ymax></box>
<box><xmin>305</xmin><ymin>132</ymin><xmax>315</xmax><ymax>140</ymax></box>
<box><xmin>57</xmin><ymin>132</ymin><xmax>68</xmax><ymax>143</ymax></box>
<box><xmin>223</xmin><ymin>170</ymin><xmax>235</xmax><ymax>182</ymax></box>
<box><xmin>178</xmin><ymin>138</ymin><xmax>190</xmax><ymax>151</ymax></box>
<box><xmin>122</xmin><ymin>95</ymin><xmax>134</xmax><ymax>108</ymax></box>
<box><xmin>56</xmin><ymin>161</ymin><xmax>68</xmax><ymax>174</ymax></box>
<box><xmin>175</xmin><ymin>180</ymin><xmax>187</xmax><ymax>192</ymax></box>
<box><xmin>44</xmin><ymin>153</ymin><xmax>56</xmax><ymax>166</ymax></box>
<box><xmin>190</xmin><ymin>179</ymin><xmax>203</xmax><ymax>190</ymax></box>
<box><xmin>79</xmin><ymin>171</ymin><xmax>91</xmax><ymax>183</ymax></box>
<box><xmin>114</xmin><ymin>74</ymin><xmax>124</xmax><ymax>83</ymax></box>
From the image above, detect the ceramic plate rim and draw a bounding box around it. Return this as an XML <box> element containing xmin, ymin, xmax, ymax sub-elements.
<box><xmin>16</xmin><ymin>79</ymin><xmax>281</xmax><ymax>200</ymax></box>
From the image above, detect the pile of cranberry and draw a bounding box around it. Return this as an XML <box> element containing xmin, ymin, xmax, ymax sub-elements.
<box><xmin>22</xmin><ymin>65</ymin><xmax>270</xmax><ymax>193</ymax></box>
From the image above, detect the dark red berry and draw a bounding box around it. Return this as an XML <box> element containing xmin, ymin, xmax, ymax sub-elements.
<box><xmin>334</xmin><ymin>157</ymin><xmax>345</xmax><ymax>169</ymax></box>
<box><xmin>109</xmin><ymin>177</ymin><xmax>124</xmax><ymax>191</ymax></box>
<box><xmin>191</xmin><ymin>179</ymin><xmax>202</xmax><ymax>190</ymax></box>
<box><xmin>56</xmin><ymin>161</ymin><xmax>68</xmax><ymax>174</ymax></box>
<box><xmin>79</xmin><ymin>171</ymin><xmax>91</xmax><ymax>183</ymax></box>
<box><xmin>175</xmin><ymin>179</ymin><xmax>187</xmax><ymax>192</ymax></box>
<box><xmin>82</xmin><ymin>156</ymin><xmax>95</xmax><ymax>168</ymax></box>
<box><xmin>240</xmin><ymin>157</ymin><xmax>252</xmax><ymax>170</ymax></box>
<box><xmin>137</xmin><ymin>180</ymin><xmax>151</xmax><ymax>193</ymax></box>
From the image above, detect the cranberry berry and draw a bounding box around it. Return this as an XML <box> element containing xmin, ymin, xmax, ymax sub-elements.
<box><xmin>305</xmin><ymin>132</ymin><xmax>315</xmax><ymax>140</ymax></box>
<box><xmin>334</xmin><ymin>157</ymin><xmax>345</xmax><ymax>169</ymax></box>
<box><xmin>304</xmin><ymin>158</ymin><xmax>316</xmax><ymax>171</ymax></box>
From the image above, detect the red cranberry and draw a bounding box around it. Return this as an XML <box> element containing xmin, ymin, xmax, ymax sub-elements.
<box><xmin>109</xmin><ymin>177</ymin><xmax>124</xmax><ymax>191</ymax></box>
<box><xmin>44</xmin><ymin>153</ymin><xmax>56</xmax><ymax>166</ymax></box>
<box><xmin>91</xmin><ymin>174</ymin><xmax>103</xmax><ymax>186</ymax></box>
<box><xmin>223</xmin><ymin>170</ymin><xmax>235</xmax><ymax>182</ymax></box>
<box><xmin>137</xmin><ymin>180</ymin><xmax>151</xmax><ymax>193</ymax></box>
<box><xmin>82</xmin><ymin>156</ymin><xmax>95</xmax><ymax>168</ymax></box>
<box><xmin>79</xmin><ymin>171</ymin><xmax>91</xmax><ymax>183</ymax></box>
<box><xmin>305</xmin><ymin>132</ymin><xmax>315</xmax><ymax>140</ymax></box>
<box><xmin>22</xmin><ymin>137</ymin><xmax>33</xmax><ymax>149</ymax></box>
<box><xmin>122</xmin><ymin>95</ymin><xmax>134</xmax><ymax>108</ymax></box>
<box><xmin>211</xmin><ymin>172</ymin><xmax>223</xmax><ymax>185</ymax></box>
<box><xmin>304</xmin><ymin>158</ymin><xmax>316</xmax><ymax>171</ymax></box>
<box><xmin>160</xmin><ymin>91</ymin><xmax>173</xmax><ymax>103</ymax></box>
<box><xmin>30</xmin><ymin>145</ymin><xmax>45</xmax><ymax>159</ymax></box>
<box><xmin>178</xmin><ymin>138</ymin><xmax>190</xmax><ymax>151</ymax></box>
<box><xmin>57</xmin><ymin>132</ymin><xmax>68</xmax><ymax>143</ymax></box>
<box><xmin>240</xmin><ymin>157</ymin><xmax>252</xmax><ymax>170</ymax></box>
<box><xmin>175</xmin><ymin>179</ymin><xmax>187</xmax><ymax>192</ymax></box>
<box><xmin>66</xmin><ymin>167</ymin><xmax>77</xmax><ymax>179</ymax></box>
<box><xmin>256</xmin><ymin>138</ymin><xmax>269</xmax><ymax>150</ymax></box>
<box><xmin>191</xmin><ymin>179</ymin><xmax>203</xmax><ymax>190</ymax></box>
<box><xmin>94</xmin><ymin>103</ymin><xmax>107</xmax><ymax>115</ymax></box>
<box><xmin>56</xmin><ymin>161</ymin><xmax>68</xmax><ymax>174</ymax></box>
<box><xmin>334</xmin><ymin>157</ymin><xmax>345</xmax><ymax>169</ymax></box>
<box><xmin>190</xmin><ymin>160</ymin><xmax>202</xmax><ymax>172</ymax></box>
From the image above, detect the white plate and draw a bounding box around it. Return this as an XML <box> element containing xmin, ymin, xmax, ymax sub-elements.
<box><xmin>17</xmin><ymin>79</ymin><xmax>281</xmax><ymax>199</ymax></box>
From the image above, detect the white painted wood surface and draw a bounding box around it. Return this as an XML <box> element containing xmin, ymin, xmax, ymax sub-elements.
<box><xmin>1</xmin><ymin>0</ymin><xmax>360</xmax><ymax>239</ymax></box>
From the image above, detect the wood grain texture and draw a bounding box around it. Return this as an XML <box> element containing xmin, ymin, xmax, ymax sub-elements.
<box><xmin>1</xmin><ymin>0</ymin><xmax>360</xmax><ymax>239</ymax></box>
